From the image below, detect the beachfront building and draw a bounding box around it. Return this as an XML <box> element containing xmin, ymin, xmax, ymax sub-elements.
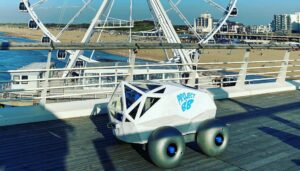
<box><xmin>194</xmin><ymin>13</ymin><xmax>213</xmax><ymax>33</ymax></box>
<box><xmin>219</xmin><ymin>21</ymin><xmax>245</xmax><ymax>34</ymax></box>
<box><xmin>272</xmin><ymin>12</ymin><xmax>300</xmax><ymax>34</ymax></box>
<box><xmin>250</xmin><ymin>24</ymin><xmax>272</xmax><ymax>34</ymax></box>
<box><xmin>272</xmin><ymin>14</ymin><xmax>292</xmax><ymax>34</ymax></box>
<box><xmin>290</xmin><ymin>12</ymin><xmax>300</xmax><ymax>33</ymax></box>
<box><xmin>11</xmin><ymin>62</ymin><xmax>55</xmax><ymax>92</ymax></box>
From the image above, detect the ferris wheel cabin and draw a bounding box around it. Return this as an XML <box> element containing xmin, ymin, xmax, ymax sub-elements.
<box><xmin>75</xmin><ymin>60</ymin><xmax>84</xmax><ymax>67</ymax></box>
<box><xmin>57</xmin><ymin>50</ymin><xmax>67</xmax><ymax>60</ymax></box>
<box><xmin>28</xmin><ymin>19</ymin><xmax>38</xmax><ymax>29</ymax></box>
<box><xmin>226</xmin><ymin>6</ymin><xmax>238</xmax><ymax>17</ymax></box>
<box><xmin>19</xmin><ymin>1</ymin><xmax>29</xmax><ymax>12</ymax></box>
<box><xmin>230</xmin><ymin>7</ymin><xmax>238</xmax><ymax>16</ymax></box>
<box><xmin>41</xmin><ymin>36</ymin><xmax>51</xmax><ymax>43</ymax></box>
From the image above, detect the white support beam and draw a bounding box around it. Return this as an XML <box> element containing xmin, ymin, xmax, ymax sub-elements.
<box><xmin>62</xmin><ymin>0</ymin><xmax>111</xmax><ymax>78</ymax></box>
<box><xmin>40</xmin><ymin>50</ymin><xmax>52</xmax><ymax>105</ymax></box>
<box><xmin>236</xmin><ymin>49</ymin><xmax>250</xmax><ymax>87</ymax></box>
<box><xmin>277</xmin><ymin>50</ymin><xmax>290</xmax><ymax>84</ymax></box>
<box><xmin>187</xmin><ymin>50</ymin><xmax>201</xmax><ymax>87</ymax></box>
<box><xmin>148</xmin><ymin>0</ymin><xmax>192</xmax><ymax>71</ymax></box>
<box><xmin>126</xmin><ymin>50</ymin><xmax>136</xmax><ymax>81</ymax></box>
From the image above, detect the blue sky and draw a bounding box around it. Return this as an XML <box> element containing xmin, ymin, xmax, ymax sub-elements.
<box><xmin>0</xmin><ymin>0</ymin><xmax>299</xmax><ymax>25</ymax></box>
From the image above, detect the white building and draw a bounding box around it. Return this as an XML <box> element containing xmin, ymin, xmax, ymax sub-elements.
<box><xmin>219</xmin><ymin>21</ymin><xmax>245</xmax><ymax>34</ymax></box>
<box><xmin>272</xmin><ymin>12</ymin><xmax>300</xmax><ymax>33</ymax></box>
<box><xmin>11</xmin><ymin>62</ymin><xmax>54</xmax><ymax>92</ymax></box>
<box><xmin>250</xmin><ymin>24</ymin><xmax>272</xmax><ymax>34</ymax></box>
<box><xmin>272</xmin><ymin>14</ymin><xmax>291</xmax><ymax>33</ymax></box>
<box><xmin>194</xmin><ymin>13</ymin><xmax>213</xmax><ymax>33</ymax></box>
<box><xmin>290</xmin><ymin>12</ymin><xmax>300</xmax><ymax>33</ymax></box>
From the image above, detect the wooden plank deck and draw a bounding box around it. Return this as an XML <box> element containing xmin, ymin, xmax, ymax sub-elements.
<box><xmin>1</xmin><ymin>90</ymin><xmax>300</xmax><ymax>171</ymax></box>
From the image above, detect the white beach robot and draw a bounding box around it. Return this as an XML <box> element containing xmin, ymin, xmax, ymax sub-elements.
<box><xmin>108</xmin><ymin>81</ymin><xmax>229</xmax><ymax>168</ymax></box>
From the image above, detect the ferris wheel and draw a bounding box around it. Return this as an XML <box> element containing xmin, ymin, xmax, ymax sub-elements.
<box><xmin>157</xmin><ymin>0</ymin><xmax>238</xmax><ymax>44</ymax></box>
<box><xmin>18</xmin><ymin>0</ymin><xmax>238</xmax><ymax>73</ymax></box>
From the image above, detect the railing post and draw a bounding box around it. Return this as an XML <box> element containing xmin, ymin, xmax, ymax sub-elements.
<box><xmin>146</xmin><ymin>62</ymin><xmax>150</xmax><ymax>81</ymax></box>
<box><xmin>40</xmin><ymin>50</ymin><xmax>52</xmax><ymax>106</ymax></box>
<box><xmin>126</xmin><ymin>49</ymin><xmax>136</xmax><ymax>81</ymax></box>
<box><xmin>277</xmin><ymin>50</ymin><xmax>290</xmax><ymax>84</ymax></box>
<box><xmin>187</xmin><ymin>49</ymin><xmax>200</xmax><ymax>88</ymax></box>
<box><xmin>115</xmin><ymin>63</ymin><xmax>118</xmax><ymax>87</ymax></box>
<box><xmin>236</xmin><ymin>49</ymin><xmax>250</xmax><ymax>87</ymax></box>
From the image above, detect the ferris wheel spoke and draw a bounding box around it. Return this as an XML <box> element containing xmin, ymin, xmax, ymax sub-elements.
<box><xmin>82</xmin><ymin>0</ymin><xmax>97</xmax><ymax>12</ymax></box>
<box><xmin>20</xmin><ymin>0</ymin><xmax>238</xmax><ymax>71</ymax></box>
<box><xmin>165</xmin><ymin>0</ymin><xmax>181</xmax><ymax>13</ymax></box>
<box><xmin>167</xmin><ymin>0</ymin><xmax>203</xmax><ymax>41</ymax></box>
<box><xmin>31</xmin><ymin>0</ymin><xmax>48</xmax><ymax>9</ymax></box>
<box><xmin>56</xmin><ymin>0</ymin><xmax>93</xmax><ymax>39</ymax></box>
<box><xmin>203</xmin><ymin>0</ymin><xmax>226</xmax><ymax>13</ymax></box>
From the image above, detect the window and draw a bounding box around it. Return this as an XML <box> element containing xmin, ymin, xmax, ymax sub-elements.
<box><xmin>111</xmin><ymin>96</ymin><xmax>123</xmax><ymax>112</ymax></box>
<box><xmin>109</xmin><ymin>84</ymin><xmax>124</xmax><ymax>122</ymax></box>
<box><xmin>21</xmin><ymin>75</ymin><xmax>28</xmax><ymax>84</ymax></box>
<box><xmin>113</xmin><ymin>112</ymin><xmax>123</xmax><ymax>122</ymax></box>
<box><xmin>128</xmin><ymin>103</ymin><xmax>140</xmax><ymax>120</ymax></box>
<box><xmin>141</xmin><ymin>97</ymin><xmax>160</xmax><ymax>118</ymax></box>
<box><xmin>132</xmin><ymin>84</ymin><xmax>161</xmax><ymax>93</ymax></box>
<box><xmin>125</xmin><ymin>85</ymin><xmax>142</xmax><ymax>109</ymax></box>
<box><xmin>154</xmin><ymin>88</ymin><xmax>166</xmax><ymax>94</ymax></box>
<box><xmin>13</xmin><ymin>75</ymin><xmax>20</xmax><ymax>85</ymax></box>
<box><xmin>75</xmin><ymin>60</ymin><xmax>84</xmax><ymax>67</ymax></box>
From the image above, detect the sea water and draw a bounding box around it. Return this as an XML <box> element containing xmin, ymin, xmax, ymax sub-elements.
<box><xmin>0</xmin><ymin>32</ymin><xmax>148</xmax><ymax>81</ymax></box>
<box><xmin>0</xmin><ymin>32</ymin><xmax>272</xmax><ymax>84</ymax></box>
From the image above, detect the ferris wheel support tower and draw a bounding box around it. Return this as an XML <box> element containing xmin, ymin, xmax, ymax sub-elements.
<box><xmin>148</xmin><ymin>0</ymin><xmax>193</xmax><ymax>71</ymax></box>
<box><xmin>62</xmin><ymin>0</ymin><xmax>111</xmax><ymax>77</ymax></box>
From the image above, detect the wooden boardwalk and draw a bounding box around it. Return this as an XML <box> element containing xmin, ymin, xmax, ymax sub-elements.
<box><xmin>1</xmin><ymin>90</ymin><xmax>300</xmax><ymax>171</ymax></box>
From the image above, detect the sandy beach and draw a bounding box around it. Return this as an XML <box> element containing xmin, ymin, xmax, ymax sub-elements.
<box><xmin>1</xmin><ymin>25</ymin><xmax>300</xmax><ymax>77</ymax></box>
<box><xmin>0</xmin><ymin>25</ymin><xmax>170</xmax><ymax>62</ymax></box>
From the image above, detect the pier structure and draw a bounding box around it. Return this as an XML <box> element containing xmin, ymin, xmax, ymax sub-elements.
<box><xmin>0</xmin><ymin>42</ymin><xmax>300</xmax><ymax>122</ymax></box>
<box><xmin>0</xmin><ymin>84</ymin><xmax>300</xmax><ymax>170</ymax></box>
<box><xmin>1</xmin><ymin>0</ymin><xmax>299</xmax><ymax>169</ymax></box>
<box><xmin>0</xmin><ymin>42</ymin><xmax>300</xmax><ymax>170</ymax></box>
<box><xmin>181</xmin><ymin>33</ymin><xmax>300</xmax><ymax>43</ymax></box>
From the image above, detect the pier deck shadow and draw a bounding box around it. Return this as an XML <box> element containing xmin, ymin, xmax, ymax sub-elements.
<box><xmin>1</xmin><ymin>90</ymin><xmax>300</xmax><ymax>170</ymax></box>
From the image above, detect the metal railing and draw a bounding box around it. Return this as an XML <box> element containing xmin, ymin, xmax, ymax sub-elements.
<box><xmin>0</xmin><ymin>42</ymin><xmax>300</xmax><ymax>106</ymax></box>
<box><xmin>1</xmin><ymin>42</ymin><xmax>300</xmax><ymax>51</ymax></box>
<box><xmin>0</xmin><ymin>58</ymin><xmax>298</xmax><ymax>103</ymax></box>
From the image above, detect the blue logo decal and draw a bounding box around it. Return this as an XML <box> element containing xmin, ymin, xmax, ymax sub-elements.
<box><xmin>177</xmin><ymin>92</ymin><xmax>195</xmax><ymax>112</ymax></box>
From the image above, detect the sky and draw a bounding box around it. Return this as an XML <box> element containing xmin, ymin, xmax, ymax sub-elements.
<box><xmin>0</xmin><ymin>0</ymin><xmax>299</xmax><ymax>25</ymax></box>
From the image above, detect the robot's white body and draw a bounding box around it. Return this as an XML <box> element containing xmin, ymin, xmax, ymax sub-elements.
<box><xmin>108</xmin><ymin>81</ymin><xmax>217</xmax><ymax>144</ymax></box>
